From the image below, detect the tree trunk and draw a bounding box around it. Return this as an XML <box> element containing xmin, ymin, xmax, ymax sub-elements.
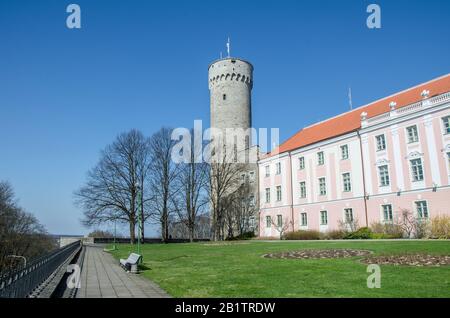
<box><xmin>129</xmin><ymin>219</ymin><xmax>136</xmax><ymax>244</ymax></box>
<box><xmin>140</xmin><ymin>176</ymin><xmax>145</xmax><ymax>244</ymax></box>
<box><xmin>189</xmin><ymin>222</ymin><xmax>194</xmax><ymax>242</ymax></box>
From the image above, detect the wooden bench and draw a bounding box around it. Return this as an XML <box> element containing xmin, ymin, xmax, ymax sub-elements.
<box><xmin>119</xmin><ymin>253</ymin><xmax>142</xmax><ymax>273</ymax></box>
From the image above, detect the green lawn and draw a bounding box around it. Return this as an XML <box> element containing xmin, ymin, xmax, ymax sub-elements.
<box><xmin>109</xmin><ymin>240</ymin><xmax>450</xmax><ymax>297</ymax></box>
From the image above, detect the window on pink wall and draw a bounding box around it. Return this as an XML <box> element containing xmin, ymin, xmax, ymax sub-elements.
<box><xmin>265</xmin><ymin>188</ymin><xmax>270</xmax><ymax>203</ymax></box>
<box><xmin>341</xmin><ymin>145</ymin><xmax>349</xmax><ymax>160</ymax></box>
<box><xmin>447</xmin><ymin>152</ymin><xmax>450</xmax><ymax>170</ymax></box>
<box><xmin>317</xmin><ymin>152</ymin><xmax>325</xmax><ymax>165</ymax></box>
<box><xmin>277</xmin><ymin>215</ymin><xmax>283</xmax><ymax>227</ymax></box>
<box><xmin>343</xmin><ymin>173</ymin><xmax>352</xmax><ymax>192</ymax></box>
<box><xmin>299</xmin><ymin>157</ymin><xmax>305</xmax><ymax>170</ymax></box>
<box><xmin>415</xmin><ymin>201</ymin><xmax>429</xmax><ymax>219</ymax></box>
<box><xmin>300</xmin><ymin>213</ymin><xmax>307</xmax><ymax>226</ymax></box>
<box><xmin>265</xmin><ymin>165</ymin><xmax>270</xmax><ymax>177</ymax></box>
<box><xmin>320</xmin><ymin>211</ymin><xmax>328</xmax><ymax>225</ymax></box>
<box><xmin>378</xmin><ymin>165</ymin><xmax>390</xmax><ymax>186</ymax></box>
<box><xmin>276</xmin><ymin>162</ymin><xmax>281</xmax><ymax>175</ymax></box>
<box><xmin>406</xmin><ymin>125</ymin><xmax>419</xmax><ymax>143</ymax></box>
<box><xmin>319</xmin><ymin>177</ymin><xmax>326</xmax><ymax>195</ymax></box>
<box><xmin>382</xmin><ymin>204</ymin><xmax>393</xmax><ymax>222</ymax></box>
<box><xmin>410</xmin><ymin>159</ymin><xmax>424</xmax><ymax>182</ymax></box>
<box><xmin>266</xmin><ymin>216</ymin><xmax>272</xmax><ymax>228</ymax></box>
<box><xmin>299</xmin><ymin>182</ymin><xmax>306</xmax><ymax>198</ymax></box>
<box><xmin>276</xmin><ymin>186</ymin><xmax>282</xmax><ymax>201</ymax></box>
<box><xmin>376</xmin><ymin>134</ymin><xmax>386</xmax><ymax>151</ymax></box>
<box><xmin>344</xmin><ymin>208</ymin><xmax>353</xmax><ymax>223</ymax></box>
<box><xmin>442</xmin><ymin>116</ymin><xmax>450</xmax><ymax>134</ymax></box>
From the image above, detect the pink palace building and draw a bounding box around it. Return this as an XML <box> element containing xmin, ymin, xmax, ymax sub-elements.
<box><xmin>258</xmin><ymin>74</ymin><xmax>450</xmax><ymax>237</ymax></box>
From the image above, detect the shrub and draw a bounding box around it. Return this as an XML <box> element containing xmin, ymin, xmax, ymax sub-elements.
<box><xmin>226</xmin><ymin>231</ymin><xmax>256</xmax><ymax>241</ymax></box>
<box><xmin>283</xmin><ymin>230</ymin><xmax>321</xmax><ymax>240</ymax></box>
<box><xmin>323</xmin><ymin>229</ymin><xmax>346</xmax><ymax>240</ymax></box>
<box><xmin>414</xmin><ymin>219</ymin><xmax>430</xmax><ymax>239</ymax></box>
<box><xmin>429</xmin><ymin>215</ymin><xmax>450</xmax><ymax>239</ymax></box>
<box><xmin>370</xmin><ymin>222</ymin><xmax>403</xmax><ymax>239</ymax></box>
<box><xmin>370</xmin><ymin>232</ymin><xmax>400</xmax><ymax>239</ymax></box>
<box><xmin>344</xmin><ymin>227</ymin><xmax>372</xmax><ymax>239</ymax></box>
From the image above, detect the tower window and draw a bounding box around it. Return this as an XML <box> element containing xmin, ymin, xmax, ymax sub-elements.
<box><xmin>223</xmin><ymin>94</ymin><xmax>226</xmax><ymax>100</ymax></box>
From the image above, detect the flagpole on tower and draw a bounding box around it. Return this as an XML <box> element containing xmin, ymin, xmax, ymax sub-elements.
<box><xmin>226</xmin><ymin>37</ymin><xmax>231</xmax><ymax>57</ymax></box>
<box><xmin>348</xmin><ymin>86</ymin><xmax>353</xmax><ymax>110</ymax></box>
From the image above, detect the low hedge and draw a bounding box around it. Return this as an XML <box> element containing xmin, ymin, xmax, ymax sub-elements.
<box><xmin>284</xmin><ymin>230</ymin><xmax>322</xmax><ymax>240</ymax></box>
<box><xmin>344</xmin><ymin>227</ymin><xmax>372</xmax><ymax>239</ymax></box>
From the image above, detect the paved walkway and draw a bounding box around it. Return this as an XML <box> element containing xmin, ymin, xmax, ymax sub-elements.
<box><xmin>76</xmin><ymin>245</ymin><xmax>170</xmax><ymax>298</ymax></box>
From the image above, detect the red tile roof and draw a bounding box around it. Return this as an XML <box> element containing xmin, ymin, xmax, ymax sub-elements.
<box><xmin>271</xmin><ymin>73</ymin><xmax>450</xmax><ymax>156</ymax></box>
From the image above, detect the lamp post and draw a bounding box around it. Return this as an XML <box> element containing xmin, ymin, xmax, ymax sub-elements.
<box><xmin>135</xmin><ymin>182</ymin><xmax>143</xmax><ymax>263</ymax></box>
<box><xmin>112</xmin><ymin>212</ymin><xmax>118</xmax><ymax>251</ymax></box>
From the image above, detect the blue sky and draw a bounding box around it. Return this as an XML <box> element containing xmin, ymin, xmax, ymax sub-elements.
<box><xmin>0</xmin><ymin>0</ymin><xmax>449</xmax><ymax>235</ymax></box>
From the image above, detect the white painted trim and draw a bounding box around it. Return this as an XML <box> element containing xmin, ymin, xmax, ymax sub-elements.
<box><xmin>423</xmin><ymin>114</ymin><xmax>442</xmax><ymax>186</ymax></box>
<box><xmin>390</xmin><ymin>125</ymin><xmax>405</xmax><ymax>191</ymax></box>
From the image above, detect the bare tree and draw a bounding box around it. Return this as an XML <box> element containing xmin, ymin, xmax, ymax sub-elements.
<box><xmin>233</xmin><ymin>181</ymin><xmax>258</xmax><ymax>236</ymax></box>
<box><xmin>270</xmin><ymin>216</ymin><xmax>293</xmax><ymax>240</ymax></box>
<box><xmin>173</xmin><ymin>132</ymin><xmax>209</xmax><ymax>242</ymax></box>
<box><xmin>75</xmin><ymin>130</ymin><xmax>151</xmax><ymax>243</ymax></box>
<box><xmin>396</xmin><ymin>209</ymin><xmax>429</xmax><ymax>238</ymax></box>
<box><xmin>338</xmin><ymin>218</ymin><xmax>360</xmax><ymax>233</ymax></box>
<box><xmin>147</xmin><ymin>127</ymin><xmax>180</xmax><ymax>242</ymax></box>
<box><xmin>0</xmin><ymin>181</ymin><xmax>56</xmax><ymax>273</ymax></box>
<box><xmin>208</xmin><ymin>147</ymin><xmax>245</xmax><ymax>241</ymax></box>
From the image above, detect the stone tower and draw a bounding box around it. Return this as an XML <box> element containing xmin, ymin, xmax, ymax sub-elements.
<box><xmin>208</xmin><ymin>57</ymin><xmax>259</xmax><ymax>236</ymax></box>
<box><xmin>208</xmin><ymin>58</ymin><xmax>253</xmax><ymax>132</ymax></box>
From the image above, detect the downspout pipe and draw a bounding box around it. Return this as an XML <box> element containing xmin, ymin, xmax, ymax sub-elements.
<box><xmin>357</xmin><ymin>130</ymin><xmax>369</xmax><ymax>227</ymax></box>
<box><xmin>288</xmin><ymin>152</ymin><xmax>295</xmax><ymax>232</ymax></box>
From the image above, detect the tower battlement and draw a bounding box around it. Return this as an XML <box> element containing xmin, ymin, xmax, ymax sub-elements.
<box><xmin>209</xmin><ymin>58</ymin><xmax>253</xmax><ymax>131</ymax></box>
<box><xmin>208</xmin><ymin>58</ymin><xmax>253</xmax><ymax>90</ymax></box>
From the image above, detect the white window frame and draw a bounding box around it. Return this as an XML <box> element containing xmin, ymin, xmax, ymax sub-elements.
<box><xmin>299</xmin><ymin>181</ymin><xmax>306</xmax><ymax>198</ymax></box>
<box><xmin>376</xmin><ymin>134</ymin><xmax>386</xmax><ymax>151</ymax></box>
<box><xmin>447</xmin><ymin>152</ymin><xmax>450</xmax><ymax>171</ymax></box>
<box><xmin>317</xmin><ymin>151</ymin><xmax>325</xmax><ymax>165</ymax></box>
<box><xmin>299</xmin><ymin>156</ymin><xmax>305</xmax><ymax>170</ymax></box>
<box><xmin>276</xmin><ymin>186</ymin><xmax>282</xmax><ymax>202</ymax></box>
<box><xmin>410</xmin><ymin>158</ymin><xmax>424</xmax><ymax>182</ymax></box>
<box><xmin>300</xmin><ymin>212</ymin><xmax>308</xmax><ymax>227</ymax></box>
<box><xmin>318</xmin><ymin>177</ymin><xmax>327</xmax><ymax>196</ymax></box>
<box><xmin>382</xmin><ymin>204</ymin><xmax>393</xmax><ymax>222</ymax></box>
<box><xmin>341</xmin><ymin>145</ymin><xmax>349</xmax><ymax>160</ymax></box>
<box><xmin>344</xmin><ymin>208</ymin><xmax>354</xmax><ymax>223</ymax></box>
<box><xmin>277</xmin><ymin>214</ymin><xmax>283</xmax><ymax>227</ymax></box>
<box><xmin>265</xmin><ymin>188</ymin><xmax>270</xmax><ymax>203</ymax></box>
<box><xmin>442</xmin><ymin>116</ymin><xmax>450</xmax><ymax>135</ymax></box>
<box><xmin>415</xmin><ymin>200</ymin><xmax>429</xmax><ymax>219</ymax></box>
<box><xmin>266</xmin><ymin>216</ymin><xmax>272</xmax><ymax>228</ymax></box>
<box><xmin>265</xmin><ymin>165</ymin><xmax>270</xmax><ymax>177</ymax></box>
<box><xmin>406</xmin><ymin>125</ymin><xmax>419</xmax><ymax>143</ymax></box>
<box><xmin>320</xmin><ymin>210</ymin><xmax>328</xmax><ymax>225</ymax></box>
<box><xmin>378</xmin><ymin>165</ymin><xmax>390</xmax><ymax>187</ymax></box>
<box><xmin>342</xmin><ymin>172</ymin><xmax>352</xmax><ymax>192</ymax></box>
<box><xmin>276</xmin><ymin>162</ymin><xmax>281</xmax><ymax>175</ymax></box>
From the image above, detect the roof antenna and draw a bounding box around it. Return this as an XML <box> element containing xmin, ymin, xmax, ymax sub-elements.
<box><xmin>348</xmin><ymin>86</ymin><xmax>353</xmax><ymax>110</ymax></box>
<box><xmin>220</xmin><ymin>51</ymin><xmax>223</xmax><ymax>59</ymax></box>
<box><xmin>226</xmin><ymin>37</ymin><xmax>231</xmax><ymax>57</ymax></box>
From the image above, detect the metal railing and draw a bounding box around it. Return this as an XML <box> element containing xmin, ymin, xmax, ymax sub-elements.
<box><xmin>93</xmin><ymin>237</ymin><xmax>210</xmax><ymax>244</ymax></box>
<box><xmin>0</xmin><ymin>240</ymin><xmax>81</xmax><ymax>298</ymax></box>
